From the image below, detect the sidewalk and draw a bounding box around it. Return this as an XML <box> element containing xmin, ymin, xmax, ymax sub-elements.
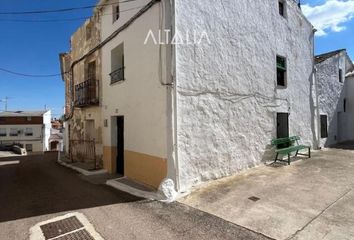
<box><xmin>179</xmin><ymin>148</ymin><xmax>354</xmax><ymax>240</ymax></box>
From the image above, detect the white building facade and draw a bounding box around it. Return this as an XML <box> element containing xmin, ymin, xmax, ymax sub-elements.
<box><xmin>0</xmin><ymin>111</ymin><xmax>51</xmax><ymax>153</ymax></box>
<box><xmin>91</xmin><ymin>0</ymin><xmax>316</xmax><ymax>197</ymax></box>
<box><xmin>315</xmin><ymin>49</ymin><xmax>354</xmax><ymax>146</ymax></box>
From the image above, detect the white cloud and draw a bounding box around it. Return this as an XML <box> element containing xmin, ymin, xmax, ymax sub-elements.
<box><xmin>302</xmin><ymin>0</ymin><xmax>354</xmax><ymax>36</ymax></box>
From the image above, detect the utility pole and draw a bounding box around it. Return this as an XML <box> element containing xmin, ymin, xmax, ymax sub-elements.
<box><xmin>0</xmin><ymin>96</ymin><xmax>9</xmax><ymax>111</ymax></box>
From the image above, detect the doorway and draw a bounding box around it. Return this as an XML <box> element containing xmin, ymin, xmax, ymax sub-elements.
<box><xmin>116</xmin><ymin>116</ymin><xmax>124</xmax><ymax>175</ymax></box>
<box><xmin>277</xmin><ymin>113</ymin><xmax>289</xmax><ymax>138</ymax></box>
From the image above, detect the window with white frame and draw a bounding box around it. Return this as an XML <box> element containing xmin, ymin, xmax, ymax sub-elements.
<box><xmin>0</xmin><ymin>128</ymin><xmax>6</xmax><ymax>137</ymax></box>
<box><xmin>10</xmin><ymin>128</ymin><xmax>18</xmax><ymax>136</ymax></box>
<box><xmin>25</xmin><ymin>128</ymin><xmax>33</xmax><ymax>136</ymax></box>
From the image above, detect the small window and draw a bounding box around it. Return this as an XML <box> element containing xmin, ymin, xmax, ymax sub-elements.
<box><xmin>113</xmin><ymin>5</ymin><xmax>120</xmax><ymax>22</ymax></box>
<box><xmin>0</xmin><ymin>128</ymin><xmax>6</xmax><ymax>137</ymax></box>
<box><xmin>339</xmin><ymin>68</ymin><xmax>343</xmax><ymax>83</ymax></box>
<box><xmin>279</xmin><ymin>0</ymin><xmax>286</xmax><ymax>17</ymax></box>
<box><xmin>25</xmin><ymin>128</ymin><xmax>33</xmax><ymax>136</ymax></box>
<box><xmin>277</xmin><ymin>56</ymin><xmax>287</xmax><ymax>87</ymax></box>
<box><xmin>27</xmin><ymin>116</ymin><xmax>32</xmax><ymax>121</ymax></box>
<box><xmin>344</xmin><ymin>98</ymin><xmax>347</xmax><ymax>112</ymax></box>
<box><xmin>320</xmin><ymin>115</ymin><xmax>328</xmax><ymax>138</ymax></box>
<box><xmin>10</xmin><ymin>128</ymin><xmax>18</xmax><ymax>136</ymax></box>
<box><xmin>25</xmin><ymin>144</ymin><xmax>33</xmax><ymax>152</ymax></box>
<box><xmin>86</xmin><ymin>24</ymin><xmax>92</xmax><ymax>40</ymax></box>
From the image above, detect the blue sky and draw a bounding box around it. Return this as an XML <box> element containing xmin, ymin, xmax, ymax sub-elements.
<box><xmin>0</xmin><ymin>0</ymin><xmax>353</xmax><ymax>118</ymax></box>
<box><xmin>0</xmin><ymin>0</ymin><xmax>96</xmax><ymax>118</ymax></box>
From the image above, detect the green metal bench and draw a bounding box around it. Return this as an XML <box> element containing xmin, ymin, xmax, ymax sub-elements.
<box><xmin>271</xmin><ymin>136</ymin><xmax>311</xmax><ymax>165</ymax></box>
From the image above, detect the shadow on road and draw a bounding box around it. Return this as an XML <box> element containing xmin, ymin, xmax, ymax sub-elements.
<box><xmin>0</xmin><ymin>153</ymin><xmax>141</xmax><ymax>223</ymax></box>
<box><xmin>330</xmin><ymin>141</ymin><xmax>354</xmax><ymax>150</ymax></box>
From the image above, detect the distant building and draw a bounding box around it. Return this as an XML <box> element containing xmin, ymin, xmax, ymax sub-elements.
<box><xmin>0</xmin><ymin>110</ymin><xmax>51</xmax><ymax>153</ymax></box>
<box><xmin>315</xmin><ymin>49</ymin><xmax>354</xmax><ymax>146</ymax></box>
<box><xmin>48</xmin><ymin>119</ymin><xmax>64</xmax><ymax>151</ymax></box>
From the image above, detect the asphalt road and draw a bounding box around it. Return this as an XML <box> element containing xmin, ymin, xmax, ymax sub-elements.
<box><xmin>0</xmin><ymin>154</ymin><xmax>271</xmax><ymax>240</ymax></box>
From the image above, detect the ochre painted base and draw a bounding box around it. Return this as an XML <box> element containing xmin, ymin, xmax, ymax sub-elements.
<box><xmin>103</xmin><ymin>146</ymin><xmax>167</xmax><ymax>189</ymax></box>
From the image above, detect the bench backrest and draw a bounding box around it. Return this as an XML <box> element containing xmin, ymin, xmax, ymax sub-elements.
<box><xmin>271</xmin><ymin>136</ymin><xmax>300</xmax><ymax>147</ymax></box>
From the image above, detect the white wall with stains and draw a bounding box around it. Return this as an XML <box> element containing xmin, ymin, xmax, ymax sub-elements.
<box><xmin>174</xmin><ymin>0</ymin><xmax>315</xmax><ymax>191</ymax></box>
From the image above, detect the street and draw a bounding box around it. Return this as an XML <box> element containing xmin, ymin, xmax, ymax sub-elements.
<box><xmin>0</xmin><ymin>154</ymin><xmax>269</xmax><ymax>240</ymax></box>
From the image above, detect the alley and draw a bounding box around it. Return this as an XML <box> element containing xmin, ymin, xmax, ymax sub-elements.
<box><xmin>0</xmin><ymin>154</ymin><xmax>269</xmax><ymax>240</ymax></box>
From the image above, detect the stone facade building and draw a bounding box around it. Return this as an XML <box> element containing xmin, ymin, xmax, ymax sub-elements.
<box><xmin>60</xmin><ymin>13</ymin><xmax>103</xmax><ymax>167</ymax></box>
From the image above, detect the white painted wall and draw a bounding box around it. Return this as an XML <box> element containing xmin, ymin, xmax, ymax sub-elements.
<box><xmin>338</xmin><ymin>76</ymin><xmax>354</xmax><ymax>142</ymax></box>
<box><xmin>316</xmin><ymin>52</ymin><xmax>348</xmax><ymax>147</ymax></box>
<box><xmin>174</xmin><ymin>0</ymin><xmax>315</xmax><ymax>191</ymax></box>
<box><xmin>100</xmin><ymin>1</ymin><xmax>169</xmax><ymax>159</ymax></box>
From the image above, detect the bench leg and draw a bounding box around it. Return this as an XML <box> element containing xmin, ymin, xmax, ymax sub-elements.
<box><xmin>308</xmin><ymin>147</ymin><xmax>311</xmax><ymax>158</ymax></box>
<box><xmin>274</xmin><ymin>153</ymin><xmax>279</xmax><ymax>163</ymax></box>
<box><xmin>288</xmin><ymin>153</ymin><xmax>291</xmax><ymax>165</ymax></box>
<box><xmin>295</xmin><ymin>150</ymin><xmax>299</xmax><ymax>156</ymax></box>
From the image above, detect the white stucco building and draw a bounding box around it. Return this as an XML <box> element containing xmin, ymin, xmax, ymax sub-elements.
<box><xmin>315</xmin><ymin>49</ymin><xmax>354</xmax><ymax>146</ymax></box>
<box><xmin>0</xmin><ymin>110</ymin><xmax>51</xmax><ymax>153</ymax></box>
<box><xmin>89</xmin><ymin>0</ymin><xmax>316</xmax><ymax>198</ymax></box>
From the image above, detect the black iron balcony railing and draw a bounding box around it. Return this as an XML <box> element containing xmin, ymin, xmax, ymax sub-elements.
<box><xmin>74</xmin><ymin>79</ymin><xmax>99</xmax><ymax>107</ymax></box>
<box><xmin>110</xmin><ymin>67</ymin><xmax>125</xmax><ymax>84</ymax></box>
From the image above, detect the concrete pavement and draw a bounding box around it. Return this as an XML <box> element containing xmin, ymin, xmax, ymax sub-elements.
<box><xmin>0</xmin><ymin>154</ymin><xmax>270</xmax><ymax>240</ymax></box>
<box><xmin>180</xmin><ymin>148</ymin><xmax>354</xmax><ymax>240</ymax></box>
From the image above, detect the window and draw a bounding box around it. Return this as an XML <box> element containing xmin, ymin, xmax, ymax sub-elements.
<box><xmin>25</xmin><ymin>144</ymin><xmax>33</xmax><ymax>152</ymax></box>
<box><xmin>86</xmin><ymin>61</ymin><xmax>96</xmax><ymax>80</ymax></box>
<box><xmin>0</xmin><ymin>128</ymin><xmax>6</xmax><ymax>137</ymax></box>
<box><xmin>27</xmin><ymin>116</ymin><xmax>32</xmax><ymax>121</ymax></box>
<box><xmin>339</xmin><ymin>68</ymin><xmax>343</xmax><ymax>83</ymax></box>
<box><xmin>25</xmin><ymin>128</ymin><xmax>33</xmax><ymax>136</ymax></box>
<box><xmin>110</xmin><ymin>43</ymin><xmax>125</xmax><ymax>84</ymax></box>
<box><xmin>277</xmin><ymin>56</ymin><xmax>287</xmax><ymax>87</ymax></box>
<box><xmin>10</xmin><ymin>128</ymin><xmax>18</xmax><ymax>136</ymax></box>
<box><xmin>320</xmin><ymin>115</ymin><xmax>328</xmax><ymax>138</ymax></box>
<box><xmin>279</xmin><ymin>0</ymin><xmax>286</xmax><ymax>17</ymax></box>
<box><xmin>344</xmin><ymin>98</ymin><xmax>347</xmax><ymax>112</ymax></box>
<box><xmin>113</xmin><ymin>4</ymin><xmax>120</xmax><ymax>22</ymax></box>
<box><xmin>86</xmin><ymin>24</ymin><xmax>92</xmax><ymax>40</ymax></box>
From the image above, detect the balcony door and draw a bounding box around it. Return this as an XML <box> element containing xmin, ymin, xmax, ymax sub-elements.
<box><xmin>87</xmin><ymin>61</ymin><xmax>96</xmax><ymax>101</ymax></box>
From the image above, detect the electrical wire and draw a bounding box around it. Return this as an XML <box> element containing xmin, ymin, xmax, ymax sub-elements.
<box><xmin>0</xmin><ymin>0</ymin><xmax>138</xmax><ymax>15</ymax></box>
<box><xmin>0</xmin><ymin>67</ymin><xmax>68</xmax><ymax>78</ymax></box>
<box><xmin>0</xmin><ymin>5</ymin><xmax>145</xmax><ymax>23</ymax></box>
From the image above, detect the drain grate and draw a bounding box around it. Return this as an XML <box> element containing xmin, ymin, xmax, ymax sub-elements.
<box><xmin>55</xmin><ymin>229</ymin><xmax>95</xmax><ymax>240</ymax></box>
<box><xmin>248</xmin><ymin>196</ymin><xmax>260</xmax><ymax>202</ymax></box>
<box><xmin>40</xmin><ymin>216</ymin><xmax>83</xmax><ymax>239</ymax></box>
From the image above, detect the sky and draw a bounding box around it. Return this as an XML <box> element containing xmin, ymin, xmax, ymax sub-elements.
<box><xmin>0</xmin><ymin>0</ymin><xmax>353</xmax><ymax>118</ymax></box>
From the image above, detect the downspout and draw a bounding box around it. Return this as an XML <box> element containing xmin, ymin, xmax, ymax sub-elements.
<box><xmin>170</xmin><ymin>0</ymin><xmax>180</xmax><ymax>192</ymax></box>
<box><xmin>313</xmin><ymin>28</ymin><xmax>321</xmax><ymax>149</ymax></box>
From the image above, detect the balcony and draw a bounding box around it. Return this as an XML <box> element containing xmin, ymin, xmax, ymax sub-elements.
<box><xmin>74</xmin><ymin>79</ymin><xmax>99</xmax><ymax>107</ymax></box>
<box><xmin>110</xmin><ymin>67</ymin><xmax>125</xmax><ymax>84</ymax></box>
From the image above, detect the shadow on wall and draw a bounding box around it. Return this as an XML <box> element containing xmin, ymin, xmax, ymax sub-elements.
<box><xmin>324</xmin><ymin>81</ymin><xmax>347</xmax><ymax>147</ymax></box>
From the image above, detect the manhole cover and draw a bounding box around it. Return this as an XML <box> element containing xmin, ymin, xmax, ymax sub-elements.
<box><xmin>30</xmin><ymin>212</ymin><xmax>104</xmax><ymax>240</ymax></box>
<box><xmin>55</xmin><ymin>229</ymin><xmax>95</xmax><ymax>240</ymax></box>
<box><xmin>248</xmin><ymin>196</ymin><xmax>260</xmax><ymax>202</ymax></box>
<box><xmin>40</xmin><ymin>216</ymin><xmax>83</xmax><ymax>239</ymax></box>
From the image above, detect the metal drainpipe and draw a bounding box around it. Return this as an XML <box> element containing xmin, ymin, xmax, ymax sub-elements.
<box><xmin>313</xmin><ymin>28</ymin><xmax>321</xmax><ymax>149</ymax></box>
